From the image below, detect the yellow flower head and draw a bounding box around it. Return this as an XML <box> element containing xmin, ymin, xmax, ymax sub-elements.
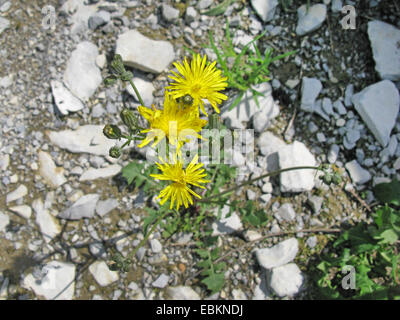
<box><xmin>151</xmin><ymin>154</ymin><xmax>209</xmax><ymax>211</ymax></box>
<box><xmin>167</xmin><ymin>54</ymin><xmax>228</xmax><ymax>115</ymax></box>
<box><xmin>137</xmin><ymin>93</ymin><xmax>208</xmax><ymax>149</ymax></box>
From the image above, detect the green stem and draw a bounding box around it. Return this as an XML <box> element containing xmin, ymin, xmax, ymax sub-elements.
<box><xmin>128</xmin><ymin>79</ymin><xmax>146</xmax><ymax>107</ymax></box>
<box><xmin>199</xmin><ymin>165</ymin><xmax>322</xmax><ymax>202</ymax></box>
<box><xmin>128</xmin><ymin>210</ymin><xmax>170</xmax><ymax>261</ymax></box>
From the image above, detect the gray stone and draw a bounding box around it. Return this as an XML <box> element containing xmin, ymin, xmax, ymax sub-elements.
<box><xmin>22</xmin><ymin>261</ymin><xmax>76</xmax><ymax>300</ymax></box>
<box><xmin>257</xmin><ymin>132</ymin><xmax>287</xmax><ymax>172</ymax></box>
<box><xmin>152</xmin><ymin>274</ymin><xmax>169</xmax><ymax>288</ymax></box>
<box><xmin>368</xmin><ymin>21</ymin><xmax>400</xmax><ymax>81</ymax></box>
<box><xmin>79</xmin><ymin>165</ymin><xmax>121</xmax><ymax>181</ymax></box>
<box><xmin>61</xmin><ymin>0</ymin><xmax>99</xmax><ymax>34</ymax></box>
<box><xmin>296</xmin><ymin>4</ymin><xmax>327</xmax><ymax>36</ymax></box>
<box><xmin>63</xmin><ymin>42</ymin><xmax>102</xmax><ymax>101</ymax></box>
<box><xmin>0</xmin><ymin>75</ymin><xmax>12</xmax><ymax>88</ymax></box>
<box><xmin>38</xmin><ymin>151</ymin><xmax>67</xmax><ymax>188</ymax></box>
<box><xmin>59</xmin><ymin>194</ymin><xmax>100</xmax><ymax>220</ymax></box>
<box><xmin>185</xmin><ymin>7</ymin><xmax>197</xmax><ymax>24</ymax></box>
<box><xmin>162</xmin><ymin>4</ymin><xmax>179</xmax><ymax>22</ymax></box>
<box><xmin>250</xmin><ymin>0</ymin><xmax>278</xmax><ymax>22</ymax></box>
<box><xmin>91</xmin><ymin>104</ymin><xmax>105</xmax><ymax>118</ymax></box>
<box><xmin>197</xmin><ymin>0</ymin><xmax>213</xmax><ymax>10</ymax></box>
<box><xmin>269</xmin><ymin>263</ymin><xmax>303</xmax><ymax>297</ymax></box>
<box><xmin>165</xmin><ymin>286</ymin><xmax>200</xmax><ymax>300</ymax></box>
<box><xmin>308</xmin><ymin>196</ymin><xmax>323</xmax><ymax>214</ymax></box>
<box><xmin>0</xmin><ymin>154</ymin><xmax>10</xmax><ymax>171</ymax></box>
<box><xmin>89</xmin><ymin>261</ymin><xmax>119</xmax><ymax>287</ymax></box>
<box><xmin>300</xmin><ymin>77</ymin><xmax>322</xmax><ymax>112</ymax></box>
<box><xmin>352</xmin><ymin>80</ymin><xmax>399</xmax><ymax>147</ymax></box>
<box><xmin>322</xmin><ymin>97</ymin><xmax>334</xmax><ymax>116</ymax></box>
<box><xmin>331</xmin><ymin>0</ymin><xmax>343</xmax><ymax>13</ymax></box>
<box><xmin>278</xmin><ymin>141</ymin><xmax>317</xmax><ymax>193</ymax></box>
<box><xmin>88</xmin><ymin>10</ymin><xmax>110</xmax><ymax>30</ymax></box>
<box><xmin>306</xmin><ymin>236</ymin><xmax>317</xmax><ymax>248</ymax></box>
<box><xmin>51</xmin><ymin>80</ymin><xmax>84</xmax><ymax>115</ymax></box>
<box><xmin>116</xmin><ymin>30</ymin><xmax>175</xmax><ymax>74</ymax></box>
<box><xmin>255</xmin><ymin>238</ymin><xmax>298</xmax><ymax>269</ymax></box>
<box><xmin>333</xmin><ymin>99</ymin><xmax>346</xmax><ymax>115</ymax></box>
<box><xmin>150</xmin><ymin>239</ymin><xmax>162</xmax><ymax>253</ymax></box>
<box><xmin>96</xmin><ymin>199</ymin><xmax>118</xmax><ymax>217</ymax></box>
<box><xmin>345</xmin><ymin>160</ymin><xmax>371</xmax><ymax>184</ymax></box>
<box><xmin>277</xmin><ymin>203</ymin><xmax>296</xmax><ymax>221</ymax></box>
<box><xmin>344</xmin><ymin>84</ymin><xmax>354</xmax><ymax>107</ymax></box>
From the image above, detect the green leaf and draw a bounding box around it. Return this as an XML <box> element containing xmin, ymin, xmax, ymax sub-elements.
<box><xmin>201</xmin><ymin>273</ymin><xmax>225</xmax><ymax>294</ymax></box>
<box><xmin>202</xmin><ymin>0</ymin><xmax>237</xmax><ymax>16</ymax></box>
<box><xmin>373</xmin><ymin>179</ymin><xmax>400</xmax><ymax>205</ymax></box>
<box><xmin>375</xmin><ymin>229</ymin><xmax>398</xmax><ymax>244</ymax></box>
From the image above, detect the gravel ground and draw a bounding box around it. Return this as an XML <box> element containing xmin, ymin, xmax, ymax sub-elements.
<box><xmin>0</xmin><ymin>0</ymin><xmax>399</xmax><ymax>300</ymax></box>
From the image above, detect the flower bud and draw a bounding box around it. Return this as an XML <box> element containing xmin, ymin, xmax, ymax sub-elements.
<box><xmin>103</xmin><ymin>124</ymin><xmax>122</xmax><ymax>140</ymax></box>
<box><xmin>104</xmin><ymin>76</ymin><xmax>117</xmax><ymax>86</ymax></box>
<box><xmin>120</xmin><ymin>109</ymin><xmax>138</xmax><ymax>132</ymax></box>
<box><xmin>111</xmin><ymin>54</ymin><xmax>126</xmax><ymax>75</ymax></box>
<box><xmin>109</xmin><ymin>146</ymin><xmax>121</xmax><ymax>158</ymax></box>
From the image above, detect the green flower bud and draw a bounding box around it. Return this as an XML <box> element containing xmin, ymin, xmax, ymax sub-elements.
<box><xmin>103</xmin><ymin>124</ymin><xmax>122</xmax><ymax>140</ymax></box>
<box><xmin>109</xmin><ymin>146</ymin><xmax>121</xmax><ymax>158</ymax></box>
<box><xmin>111</xmin><ymin>54</ymin><xmax>126</xmax><ymax>75</ymax></box>
<box><xmin>120</xmin><ymin>109</ymin><xmax>138</xmax><ymax>132</ymax></box>
<box><xmin>104</xmin><ymin>76</ymin><xmax>117</xmax><ymax>86</ymax></box>
<box><xmin>120</xmin><ymin>71</ymin><xmax>133</xmax><ymax>81</ymax></box>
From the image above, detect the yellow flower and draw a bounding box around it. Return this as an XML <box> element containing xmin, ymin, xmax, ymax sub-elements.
<box><xmin>137</xmin><ymin>93</ymin><xmax>208</xmax><ymax>149</ymax></box>
<box><xmin>167</xmin><ymin>54</ymin><xmax>228</xmax><ymax>115</ymax></box>
<box><xmin>151</xmin><ymin>154</ymin><xmax>209</xmax><ymax>210</ymax></box>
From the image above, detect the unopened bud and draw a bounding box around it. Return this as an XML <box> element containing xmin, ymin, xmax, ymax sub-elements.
<box><xmin>109</xmin><ymin>146</ymin><xmax>121</xmax><ymax>158</ymax></box>
<box><xmin>120</xmin><ymin>109</ymin><xmax>138</xmax><ymax>132</ymax></box>
<box><xmin>111</xmin><ymin>54</ymin><xmax>126</xmax><ymax>75</ymax></box>
<box><xmin>104</xmin><ymin>76</ymin><xmax>117</xmax><ymax>86</ymax></box>
<box><xmin>103</xmin><ymin>124</ymin><xmax>122</xmax><ymax>140</ymax></box>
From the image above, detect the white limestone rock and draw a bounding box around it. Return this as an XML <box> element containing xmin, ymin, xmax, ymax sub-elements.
<box><xmin>278</xmin><ymin>141</ymin><xmax>317</xmax><ymax>193</ymax></box>
<box><xmin>51</xmin><ymin>80</ymin><xmax>84</xmax><ymax>115</ymax></box>
<box><xmin>8</xmin><ymin>205</ymin><xmax>32</xmax><ymax>220</ymax></box>
<box><xmin>47</xmin><ymin>125</ymin><xmax>117</xmax><ymax>156</ymax></box>
<box><xmin>352</xmin><ymin>80</ymin><xmax>399</xmax><ymax>147</ymax></box>
<box><xmin>126</xmin><ymin>77</ymin><xmax>155</xmax><ymax>106</ymax></box>
<box><xmin>212</xmin><ymin>205</ymin><xmax>243</xmax><ymax>236</ymax></box>
<box><xmin>79</xmin><ymin>165</ymin><xmax>121</xmax><ymax>181</ymax></box>
<box><xmin>32</xmin><ymin>198</ymin><xmax>61</xmax><ymax>243</ymax></box>
<box><xmin>6</xmin><ymin>185</ymin><xmax>28</xmax><ymax>203</ymax></box>
<box><xmin>38</xmin><ymin>151</ymin><xmax>67</xmax><ymax>188</ymax></box>
<box><xmin>0</xmin><ymin>211</ymin><xmax>10</xmax><ymax>233</ymax></box>
<box><xmin>269</xmin><ymin>263</ymin><xmax>303</xmax><ymax>297</ymax></box>
<box><xmin>165</xmin><ymin>286</ymin><xmax>200</xmax><ymax>300</ymax></box>
<box><xmin>368</xmin><ymin>21</ymin><xmax>400</xmax><ymax>81</ymax></box>
<box><xmin>255</xmin><ymin>238</ymin><xmax>299</xmax><ymax>269</ymax></box>
<box><xmin>22</xmin><ymin>261</ymin><xmax>76</xmax><ymax>300</ymax></box>
<box><xmin>89</xmin><ymin>261</ymin><xmax>119</xmax><ymax>287</ymax></box>
<box><xmin>116</xmin><ymin>30</ymin><xmax>175</xmax><ymax>74</ymax></box>
<box><xmin>63</xmin><ymin>41</ymin><xmax>102</xmax><ymax>101</ymax></box>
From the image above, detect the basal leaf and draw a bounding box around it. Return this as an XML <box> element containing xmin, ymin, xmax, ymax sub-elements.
<box><xmin>373</xmin><ymin>179</ymin><xmax>400</xmax><ymax>205</ymax></box>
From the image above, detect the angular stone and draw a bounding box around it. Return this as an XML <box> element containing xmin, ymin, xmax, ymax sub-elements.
<box><xmin>38</xmin><ymin>151</ymin><xmax>67</xmax><ymax>188</ymax></box>
<box><xmin>345</xmin><ymin>160</ymin><xmax>371</xmax><ymax>184</ymax></box>
<box><xmin>212</xmin><ymin>205</ymin><xmax>243</xmax><ymax>236</ymax></box>
<box><xmin>96</xmin><ymin>198</ymin><xmax>118</xmax><ymax>217</ymax></box>
<box><xmin>116</xmin><ymin>30</ymin><xmax>175</xmax><ymax>74</ymax></box>
<box><xmin>296</xmin><ymin>4</ymin><xmax>327</xmax><ymax>36</ymax></box>
<box><xmin>352</xmin><ymin>80</ymin><xmax>399</xmax><ymax>147</ymax></box>
<box><xmin>165</xmin><ymin>286</ymin><xmax>200</xmax><ymax>300</ymax></box>
<box><xmin>6</xmin><ymin>185</ymin><xmax>28</xmax><ymax>203</ymax></box>
<box><xmin>22</xmin><ymin>261</ymin><xmax>76</xmax><ymax>300</ymax></box>
<box><xmin>278</xmin><ymin>141</ymin><xmax>317</xmax><ymax>193</ymax></box>
<box><xmin>162</xmin><ymin>4</ymin><xmax>179</xmax><ymax>22</ymax></box>
<box><xmin>277</xmin><ymin>203</ymin><xmax>296</xmax><ymax>221</ymax></box>
<box><xmin>63</xmin><ymin>41</ymin><xmax>102</xmax><ymax>101</ymax></box>
<box><xmin>269</xmin><ymin>263</ymin><xmax>303</xmax><ymax>297</ymax></box>
<box><xmin>89</xmin><ymin>261</ymin><xmax>119</xmax><ymax>287</ymax></box>
<box><xmin>257</xmin><ymin>131</ymin><xmax>287</xmax><ymax>172</ymax></box>
<box><xmin>0</xmin><ymin>211</ymin><xmax>10</xmax><ymax>233</ymax></box>
<box><xmin>126</xmin><ymin>77</ymin><xmax>155</xmax><ymax>106</ymax></box>
<box><xmin>0</xmin><ymin>17</ymin><xmax>10</xmax><ymax>35</ymax></box>
<box><xmin>368</xmin><ymin>21</ymin><xmax>400</xmax><ymax>81</ymax></box>
<box><xmin>51</xmin><ymin>80</ymin><xmax>84</xmax><ymax>115</ymax></box>
<box><xmin>8</xmin><ymin>205</ymin><xmax>32</xmax><ymax>219</ymax></box>
<box><xmin>59</xmin><ymin>194</ymin><xmax>100</xmax><ymax>220</ymax></box>
<box><xmin>255</xmin><ymin>238</ymin><xmax>298</xmax><ymax>269</ymax></box>
<box><xmin>32</xmin><ymin>199</ymin><xmax>61</xmax><ymax>243</ymax></box>
<box><xmin>152</xmin><ymin>274</ymin><xmax>169</xmax><ymax>288</ymax></box>
<box><xmin>300</xmin><ymin>77</ymin><xmax>322</xmax><ymax>112</ymax></box>
<box><xmin>250</xmin><ymin>0</ymin><xmax>278</xmax><ymax>22</ymax></box>
<box><xmin>79</xmin><ymin>165</ymin><xmax>121</xmax><ymax>181</ymax></box>
<box><xmin>47</xmin><ymin>125</ymin><xmax>117</xmax><ymax>156</ymax></box>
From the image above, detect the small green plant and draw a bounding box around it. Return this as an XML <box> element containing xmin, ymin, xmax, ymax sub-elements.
<box><xmin>312</xmin><ymin>179</ymin><xmax>400</xmax><ymax>299</ymax></box>
<box><xmin>208</xmin><ymin>20</ymin><xmax>297</xmax><ymax>110</ymax></box>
